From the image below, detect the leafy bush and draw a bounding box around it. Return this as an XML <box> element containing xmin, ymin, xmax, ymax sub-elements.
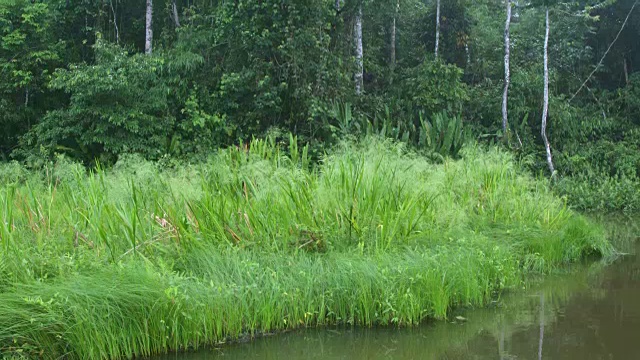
<box><xmin>556</xmin><ymin>173</ymin><xmax>640</xmax><ymax>212</ymax></box>
<box><xmin>27</xmin><ymin>40</ymin><xmax>174</xmax><ymax>162</ymax></box>
<box><xmin>403</xmin><ymin>60</ymin><xmax>469</xmax><ymax>116</ymax></box>
<box><xmin>0</xmin><ymin>161</ymin><xmax>29</xmax><ymax>184</ymax></box>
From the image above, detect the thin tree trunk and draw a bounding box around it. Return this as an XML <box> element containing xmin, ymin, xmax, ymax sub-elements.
<box><xmin>435</xmin><ymin>0</ymin><xmax>440</xmax><ymax>59</ymax></box>
<box><xmin>110</xmin><ymin>0</ymin><xmax>120</xmax><ymax>44</ymax></box>
<box><xmin>465</xmin><ymin>43</ymin><xmax>470</xmax><ymax>67</ymax></box>
<box><xmin>624</xmin><ymin>57</ymin><xmax>629</xmax><ymax>84</ymax></box>
<box><xmin>354</xmin><ymin>4</ymin><xmax>364</xmax><ymax>95</ymax></box>
<box><xmin>541</xmin><ymin>7</ymin><xmax>555</xmax><ymax>176</ymax></box>
<box><xmin>145</xmin><ymin>0</ymin><xmax>153</xmax><ymax>55</ymax></box>
<box><xmin>502</xmin><ymin>0</ymin><xmax>512</xmax><ymax>137</ymax></box>
<box><xmin>172</xmin><ymin>0</ymin><xmax>181</xmax><ymax>28</ymax></box>
<box><xmin>390</xmin><ymin>0</ymin><xmax>398</xmax><ymax>67</ymax></box>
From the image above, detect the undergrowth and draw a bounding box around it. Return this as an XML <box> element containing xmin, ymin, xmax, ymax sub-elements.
<box><xmin>0</xmin><ymin>137</ymin><xmax>612</xmax><ymax>359</ymax></box>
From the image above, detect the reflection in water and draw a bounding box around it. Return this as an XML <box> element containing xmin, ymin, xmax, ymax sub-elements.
<box><xmin>539</xmin><ymin>292</ymin><xmax>544</xmax><ymax>360</ymax></box>
<box><xmin>156</xmin><ymin>242</ymin><xmax>640</xmax><ymax>360</ymax></box>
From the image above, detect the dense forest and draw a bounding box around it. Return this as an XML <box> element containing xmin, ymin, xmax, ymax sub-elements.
<box><xmin>2</xmin><ymin>0</ymin><xmax>640</xmax><ymax>209</ymax></box>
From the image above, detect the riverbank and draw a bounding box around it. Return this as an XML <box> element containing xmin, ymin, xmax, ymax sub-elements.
<box><xmin>155</xmin><ymin>245</ymin><xmax>638</xmax><ymax>360</ymax></box>
<box><xmin>0</xmin><ymin>139</ymin><xmax>613</xmax><ymax>359</ymax></box>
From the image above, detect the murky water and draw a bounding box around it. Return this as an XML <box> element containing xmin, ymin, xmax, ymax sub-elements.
<box><xmin>158</xmin><ymin>228</ymin><xmax>639</xmax><ymax>360</ymax></box>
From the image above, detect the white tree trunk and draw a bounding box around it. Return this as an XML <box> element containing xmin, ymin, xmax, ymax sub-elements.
<box><xmin>391</xmin><ymin>17</ymin><xmax>396</xmax><ymax>65</ymax></box>
<box><xmin>110</xmin><ymin>0</ymin><xmax>120</xmax><ymax>44</ymax></box>
<box><xmin>354</xmin><ymin>4</ymin><xmax>364</xmax><ymax>95</ymax></box>
<box><xmin>145</xmin><ymin>0</ymin><xmax>153</xmax><ymax>55</ymax></box>
<box><xmin>172</xmin><ymin>0</ymin><xmax>181</xmax><ymax>28</ymax></box>
<box><xmin>435</xmin><ymin>0</ymin><xmax>440</xmax><ymax>59</ymax></box>
<box><xmin>502</xmin><ymin>0</ymin><xmax>512</xmax><ymax>137</ymax></box>
<box><xmin>391</xmin><ymin>0</ymin><xmax>399</xmax><ymax>66</ymax></box>
<box><xmin>541</xmin><ymin>8</ymin><xmax>555</xmax><ymax>175</ymax></box>
<box><xmin>465</xmin><ymin>43</ymin><xmax>470</xmax><ymax>67</ymax></box>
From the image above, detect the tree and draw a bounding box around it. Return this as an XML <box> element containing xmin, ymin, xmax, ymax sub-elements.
<box><xmin>0</xmin><ymin>0</ymin><xmax>637</xmax><ymax>187</ymax></box>
<box><xmin>355</xmin><ymin>3</ymin><xmax>364</xmax><ymax>94</ymax></box>
<box><xmin>570</xmin><ymin>0</ymin><xmax>639</xmax><ymax>101</ymax></box>
<box><xmin>435</xmin><ymin>0</ymin><xmax>441</xmax><ymax>58</ymax></box>
<box><xmin>109</xmin><ymin>0</ymin><xmax>120</xmax><ymax>44</ymax></box>
<box><xmin>145</xmin><ymin>0</ymin><xmax>153</xmax><ymax>55</ymax></box>
<box><xmin>502</xmin><ymin>0</ymin><xmax>512</xmax><ymax>138</ymax></box>
<box><xmin>0</xmin><ymin>1</ymin><xmax>61</xmax><ymax>157</ymax></box>
<box><xmin>390</xmin><ymin>0</ymin><xmax>399</xmax><ymax>67</ymax></box>
<box><xmin>427</xmin><ymin>0</ymin><xmax>470</xmax><ymax>67</ymax></box>
<box><xmin>541</xmin><ymin>5</ymin><xmax>555</xmax><ymax>175</ymax></box>
<box><xmin>29</xmin><ymin>41</ymin><xmax>173</xmax><ymax>161</ymax></box>
<box><xmin>530</xmin><ymin>0</ymin><xmax>561</xmax><ymax>176</ymax></box>
<box><xmin>171</xmin><ymin>0</ymin><xmax>181</xmax><ymax>28</ymax></box>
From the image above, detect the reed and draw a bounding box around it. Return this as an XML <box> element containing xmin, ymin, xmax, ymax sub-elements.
<box><xmin>0</xmin><ymin>137</ymin><xmax>612</xmax><ymax>359</ymax></box>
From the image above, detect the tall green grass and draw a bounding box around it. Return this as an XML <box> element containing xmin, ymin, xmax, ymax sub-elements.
<box><xmin>0</xmin><ymin>137</ymin><xmax>612</xmax><ymax>359</ymax></box>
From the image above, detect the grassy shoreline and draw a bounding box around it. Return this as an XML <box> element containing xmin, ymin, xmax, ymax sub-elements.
<box><xmin>0</xmin><ymin>139</ymin><xmax>612</xmax><ymax>359</ymax></box>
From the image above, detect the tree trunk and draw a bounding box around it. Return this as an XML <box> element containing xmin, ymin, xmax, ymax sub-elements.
<box><xmin>110</xmin><ymin>0</ymin><xmax>120</xmax><ymax>44</ymax></box>
<box><xmin>541</xmin><ymin>7</ymin><xmax>555</xmax><ymax>176</ymax></box>
<box><xmin>145</xmin><ymin>0</ymin><xmax>153</xmax><ymax>55</ymax></box>
<box><xmin>335</xmin><ymin>0</ymin><xmax>341</xmax><ymax>11</ymax></box>
<box><xmin>502</xmin><ymin>0</ymin><xmax>512</xmax><ymax>137</ymax></box>
<box><xmin>435</xmin><ymin>0</ymin><xmax>440</xmax><ymax>59</ymax></box>
<box><xmin>390</xmin><ymin>0</ymin><xmax>398</xmax><ymax>67</ymax></box>
<box><xmin>172</xmin><ymin>0</ymin><xmax>181</xmax><ymax>28</ymax></box>
<box><xmin>465</xmin><ymin>43</ymin><xmax>470</xmax><ymax>68</ymax></box>
<box><xmin>624</xmin><ymin>57</ymin><xmax>629</xmax><ymax>84</ymax></box>
<box><xmin>354</xmin><ymin>4</ymin><xmax>364</xmax><ymax>95</ymax></box>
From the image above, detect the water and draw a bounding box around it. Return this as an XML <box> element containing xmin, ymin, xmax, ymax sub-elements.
<box><xmin>158</xmin><ymin>237</ymin><xmax>640</xmax><ymax>360</ymax></box>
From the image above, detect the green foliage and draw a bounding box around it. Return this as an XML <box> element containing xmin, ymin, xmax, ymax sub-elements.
<box><xmin>205</xmin><ymin>0</ymin><xmax>340</xmax><ymax>139</ymax></box>
<box><xmin>0</xmin><ymin>0</ymin><xmax>62</xmax><ymax>155</ymax></box>
<box><xmin>419</xmin><ymin>112</ymin><xmax>465</xmax><ymax>158</ymax></box>
<box><xmin>0</xmin><ymin>138</ymin><xmax>612</xmax><ymax>358</ymax></box>
<box><xmin>404</xmin><ymin>60</ymin><xmax>468</xmax><ymax>116</ymax></box>
<box><xmin>327</xmin><ymin>100</ymin><xmax>466</xmax><ymax>159</ymax></box>
<box><xmin>466</xmin><ymin>1</ymin><xmax>504</xmax><ymax>81</ymax></box>
<box><xmin>608</xmin><ymin>73</ymin><xmax>640</xmax><ymax>121</ymax></box>
<box><xmin>328</xmin><ymin>59</ymin><xmax>469</xmax><ymax>159</ymax></box>
<box><xmin>556</xmin><ymin>173</ymin><xmax>640</xmax><ymax>212</ymax></box>
<box><xmin>0</xmin><ymin>161</ymin><xmax>28</xmax><ymax>184</ymax></box>
<box><xmin>540</xmin><ymin>72</ymin><xmax>640</xmax><ymax>211</ymax></box>
<box><xmin>25</xmin><ymin>40</ymin><xmax>173</xmax><ymax>161</ymax></box>
<box><xmin>422</xmin><ymin>0</ymin><xmax>473</xmax><ymax>67</ymax></box>
<box><xmin>0</xmin><ymin>0</ymin><xmax>640</xmax><ymax>213</ymax></box>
